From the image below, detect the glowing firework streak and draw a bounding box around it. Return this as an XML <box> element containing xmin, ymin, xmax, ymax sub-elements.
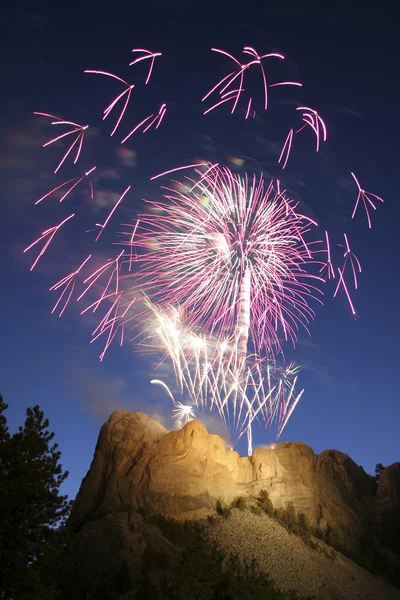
<box><xmin>85</xmin><ymin>291</ymin><xmax>136</xmax><ymax>361</ymax></box>
<box><xmin>152</xmin><ymin>375</ymin><xmax>198</xmax><ymax>426</ymax></box>
<box><xmin>336</xmin><ymin>233</ymin><xmax>361</xmax><ymax>289</ymax></box>
<box><xmin>277</xmin><ymin>387</ymin><xmax>304</xmax><ymax>440</ymax></box>
<box><xmin>121</xmin><ymin>104</ymin><xmax>167</xmax><ymax>144</ymax></box>
<box><xmin>150</xmin><ymin>161</ymin><xmax>219</xmax><ymax>182</ymax></box>
<box><xmin>297</xmin><ymin>107</ymin><xmax>327</xmax><ymax>152</ymax></box>
<box><xmin>278</xmin><ymin>128</ymin><xmax>294</xmax><ymax>169</ymax></box>
<box><xmin>147</xmin><ymin>301</ymin><xmax>300</xmax><ymax>445</ymax></box>
<box><xmin>35</xmin><ymin>167</ymin><xmax>96</xmax><ymax>205</ymax></box>
<box><xmin>24</xmin><ymin>213</ymin><xmax>75</xmax><ymax>271</ymax></box>
<box><xmin>129</xmin><ymin>48</ymin><xmax>162</xmax><ymax>84</ymax></box>
<box><xmin>203</xmin><ymin>46</ymin><xmax>301</xmax><ymax>115</ymax></box>
<box><xmin>279</xmin><ymin>107</ymin><xmax>327</xmax><ymax>169</ymax></box>
<box><xmin>119</xmin><ymin>219</ymin><xmax>140</xmax><ymax>271</ymax></box>
<box><xmin>34</xmin><ymin>113</ymin><xmax>88</xmax><ymax>173</ymax></box>
<box><xmin>77</xmin><ymin>250</ymin><xmax>124</xmax><ymax>308</ymax></box>
<box><xmin>152</xmin><ymin>377</ymin><xmax>197</xmax><ymax>426</ymax></box>
<box><xmin>49</xmin><ymin>254</ymin><xmax>92</xmax><ymax>316</ymax></box>
<box><xmin>84</xmin><ymin>71</ymin><xmax>135</xmax><ymax>136</ymax></box>
<box><xmin>319</xmin><ymin>231</ymin><xmax>335</xmax><ymax>281</ymax></box>
<box><xmin>350</xmin><ymin>172</ymin><xmax>384</xmax><ymax>229</ymax></box>
<box><xmin>333</xmin><ymin>234</ymin><xmax>361</xmax><ymax>315</ymax></box>
<box><xmin>151</xmin><ymin>379</ymin><xmax>176</xmax><ymax>402</ymax></box>
<box><xmin>94</xmin><ymin>186</ymin><xmax>131</xmax><ymax>241</ymax></box>
<box><xmin>236</xmin><ymin>267</ymin><xmax>251</xmax><ymax>368</ymax></box>
<box><xmin>335</xmin><ymin>268</ymin><xmax>356</xmax><ymax>316</ymax></box>
<box><xmin>100</xmin><ymin>294</ymin><xmax>136</xmax><ymax>360</ymax></box>
<box><xmin>172</xmin><ymin>402</ymin><xmax>196</xmax><ymax>425</ymax></box>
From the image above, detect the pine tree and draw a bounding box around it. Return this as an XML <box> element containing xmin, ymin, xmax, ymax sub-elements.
<box><xmin>0</xmin><ymin>400</ymin><xmax>72</xmax><ymax>599</ymax></box>
<box><xmin>374</xmin><ymin>463</ymin><xmax>385</xmax><ymax>484</ymax></box>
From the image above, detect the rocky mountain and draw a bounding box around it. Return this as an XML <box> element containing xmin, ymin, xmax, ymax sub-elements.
<box><xmin>66</xmin><ymin>410</ymin><xmax>400</xmax><ymax>599</ymax></box>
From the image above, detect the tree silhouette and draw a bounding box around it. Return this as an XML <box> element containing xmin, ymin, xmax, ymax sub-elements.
<box><xmin>0</xmin><ymin>398</ymin><xmax>72</xmax><ymax>599</ymax></box>
<box><xmin>374</xmin><ymin>463</ymin><xmax>385</xmax><ymax>484</ymax></box>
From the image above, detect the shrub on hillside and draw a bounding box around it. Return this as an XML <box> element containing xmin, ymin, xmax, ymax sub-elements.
<box><xmin>257</xmin><ymin>489</ymin><xmax>274</xmax><ymax>516</ymax></box>
<box><xmin>232</xmin><ymin>496</ymin><xmax>248</xmax><ymax>511</ymax></box>
<box><xmin>251</xmin><ymin>504</ymin><xmax>263</xmax><ymax>516</ymax></box>
<box><xmin>216</xmin><ymin>499</ymin><xmax>231</xmax><ymax>519</ymax></box>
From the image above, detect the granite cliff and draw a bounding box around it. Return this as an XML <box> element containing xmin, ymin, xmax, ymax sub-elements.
<box><xmin>66</xmin><ymin>410</ymin><xmax>400</xmax><ymax>599</ymax></box>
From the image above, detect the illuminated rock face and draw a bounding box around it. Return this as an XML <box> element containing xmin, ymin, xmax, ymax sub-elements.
<box><xmin>70</xmin><ymin>411</ymin><xmax>395</xmax><ymax>554</ymax></box>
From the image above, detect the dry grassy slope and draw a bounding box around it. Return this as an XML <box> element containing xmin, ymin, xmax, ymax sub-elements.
<box><xmin>208</xmin><ymin>509</ymin><xmax>400</xmax><ymax>600</ymax></box>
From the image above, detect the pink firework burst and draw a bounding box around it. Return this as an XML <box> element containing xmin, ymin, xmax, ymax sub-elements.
<box><xmin>84</xmin><ymin>70</ymin><xmax>136</xmax><ymax>136</ymax></box>
<box><xmin>333</xmin><ymin>233</ymin><xmax>361</xmax><ymax>316</ymax></box>
<box><xmin>203</xmin><ymin>46</ymin><xmax>302</xmax><ymax>116</ymax></box>
<box><xmin>34</xmin><ymin>113</ymin><xmax>88</xmax><ymax>173</ymax></box>
<box><xmin>350</xmin><ymin>172</ymin><xmax>384</xmax><ymax>228</ymax></box>
<box><xmin>279</xmin><ymin>107</ymin><xmax>327</xmax><ymax>169</ymax></box>
<box><xmin>131</xmin><ymin>165</ymin><xmax>324</xmax><ymax>358</ymax></box>
<box><xmin>49</xmin><ymin>254</ymin><xmax>92</xmax><ymax>316</ymax></box>
<box><xmin>35</xmin><ymin>166</ymin><xmax>96</xmax><ymax>205</ymax></box>
<box><xmin>129</xmin><ymin>48</ymin><xmax>162</xmax><ymax>84</ymax></box>
<box><xmin>121</xmin><ymin>103</ymin><xmax>167</xmax><ymax>144</ymax></box>
<box><xmin>24</xmin><ymin>213</ymin><xmax>75</xmax><ymax>271</ymax></box>
<box><xmin>319</xmin><ymin>230</ymin><xmax>335</xmax><ymax>281</ymax></box>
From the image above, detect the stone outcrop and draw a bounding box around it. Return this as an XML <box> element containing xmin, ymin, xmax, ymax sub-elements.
<box><xmin>70</xmin><ymin>410</ymin><xmax>397</xmax><ymax>555</ymax></box>
<box><xmin>66</xmin><ymin>410</ymin><xmax>400</xmax><ymax>599</ymax></box>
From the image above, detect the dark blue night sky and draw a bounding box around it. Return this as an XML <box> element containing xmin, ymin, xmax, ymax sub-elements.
<box><xmin>1</xmin><ymin>2</ymin><xmax>399</xmax><ymax>501</ymax></box>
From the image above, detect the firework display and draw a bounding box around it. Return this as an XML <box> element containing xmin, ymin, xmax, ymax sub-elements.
<box><xmin>26</xmin><ymin>45</ymin><xmax>384</xmax><ymax>453</ymax></box>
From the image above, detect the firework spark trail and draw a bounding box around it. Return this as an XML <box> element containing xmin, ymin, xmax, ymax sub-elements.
<box><xmin>172</xmin><ymin>402</ymin><xmax>197</xmax><ymax>425</ymax></box>
<box><xmin>278</xmin><ymin>128</ymin><xmax>294</xmax><ymax>169</ymax></box>
<box><xmin>279</xmin><ymin>107</ymin><xmax>327</xmax><ymax>169</ymax></box>
<box><xmin>76</xmin><ymin>251</ymin><xmax>139</xmax><ymax>359</ymax></box>
<box><xmin>260</xmin><ymin>365</ymin><xmax>304</xmax><ymax>440</ymax></box>
<box><xmin>86</xmin><ymin>291</ymin><xmax>136</xmax><ymax>361</ymax></box>
<box><xmin>151</xmin><ymin>379</ymin><xmax>176</xmax><ymax>402</ymax></box>
<box><xmin>129</xmin><ymin>49</ymin><xmax>162</xmax><ymax>84</ymax></box>
<box><xmin>147</xmin><ymin>300</ymin><xmax>301</xmax><ymax>443</ymax></box>
<box><xmin>24</xmin><ymin>213</ymin><xmax>75</xmax><ymax>271</ymax></box>
<box><xmin>152</xmin><ymin>377</ymin><xmax>197</xmax><ymax>425</ymax></box>
<box><xmin>335</xmin><ymin>233</ymin><xmax>362</xmax><ymax>290</ymax></box>
<box><xmin>119</xmin><ymin>219</ymin><xmax>140</xmax><ymax>271</ymax></box>
<box><xmin>49</xmin><ymin>254</ymin><xmax>92</xmax><ymax>316</ymax></box>
<box><xmin>84</xmin><ymin>71</ymin><xmax>135</xmax><ymax>136</ymax></box>
<box><xmin>77</xmin><ymin>250</ymin><xmax>124</xmax><ymax>309</ymax></box>
<box><xmin>335</xmin><ymin>268</ymin><xmax>357</xmax><ymax>316</ymax></box>
<box><xmin>35</xmin><ymin>167</ymin><xmax>97</xmax><ymax>205</ymax></box>
<box><xmin>121</xmin><ymin>104</ymin><xmax>167</xmax><ymax>144</ymax></box>
<box><xmin>150</xmin><ymin>161</ymin><xmax>219</xmax><ymax>182</ymax></box>
<box><xmin>202</xmin><ymin>46</ymin><xmax>302</xmax><ymax>115</ymax></box>
<box><xmin>297</xmin><ymin>107</ymin><xmax>327</xmax><ymax>152</ymax></box>
<box><xmin>93</xmin><ymin>185</ymin><xmax>131</xmax><ymax>241</ymax></box>
<box><xmin>95</xmin><ymin>293</ymin><xmax>137</xmax><ymax>360</ymax></box>
<box><xmin>319</xmin><ymin>231</ymin><xmax>335</xmax><ymax>281</ymax></box>
<box><xmin>276</xmin><ymin>388</ymin><xmax>304</xmax><ymax>439</ymax></box>
<box><xmin>332</xmin><ymin>234</ymin><xmax>361</xmax><ymax>315</ymax></box>
<box><xmin>34</xmin><ymin>113</ymin><xmax>88</xmax><ymax>173</ymax></box>
<box><xmin>350</xmin><ymin>172</ymin><xmax>384</xmax><ymax>228</ymax></box>
<box><xmin>134</xmin><ymin>164</ymin><xmax>324</xmax><ymax>358</ymax></box>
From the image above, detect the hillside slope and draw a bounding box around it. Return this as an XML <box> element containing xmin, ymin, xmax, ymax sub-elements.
<box><xmin>209</xmin><ymin>508</ymin><xmax>400</xmax><ymax>600</ymax></box>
